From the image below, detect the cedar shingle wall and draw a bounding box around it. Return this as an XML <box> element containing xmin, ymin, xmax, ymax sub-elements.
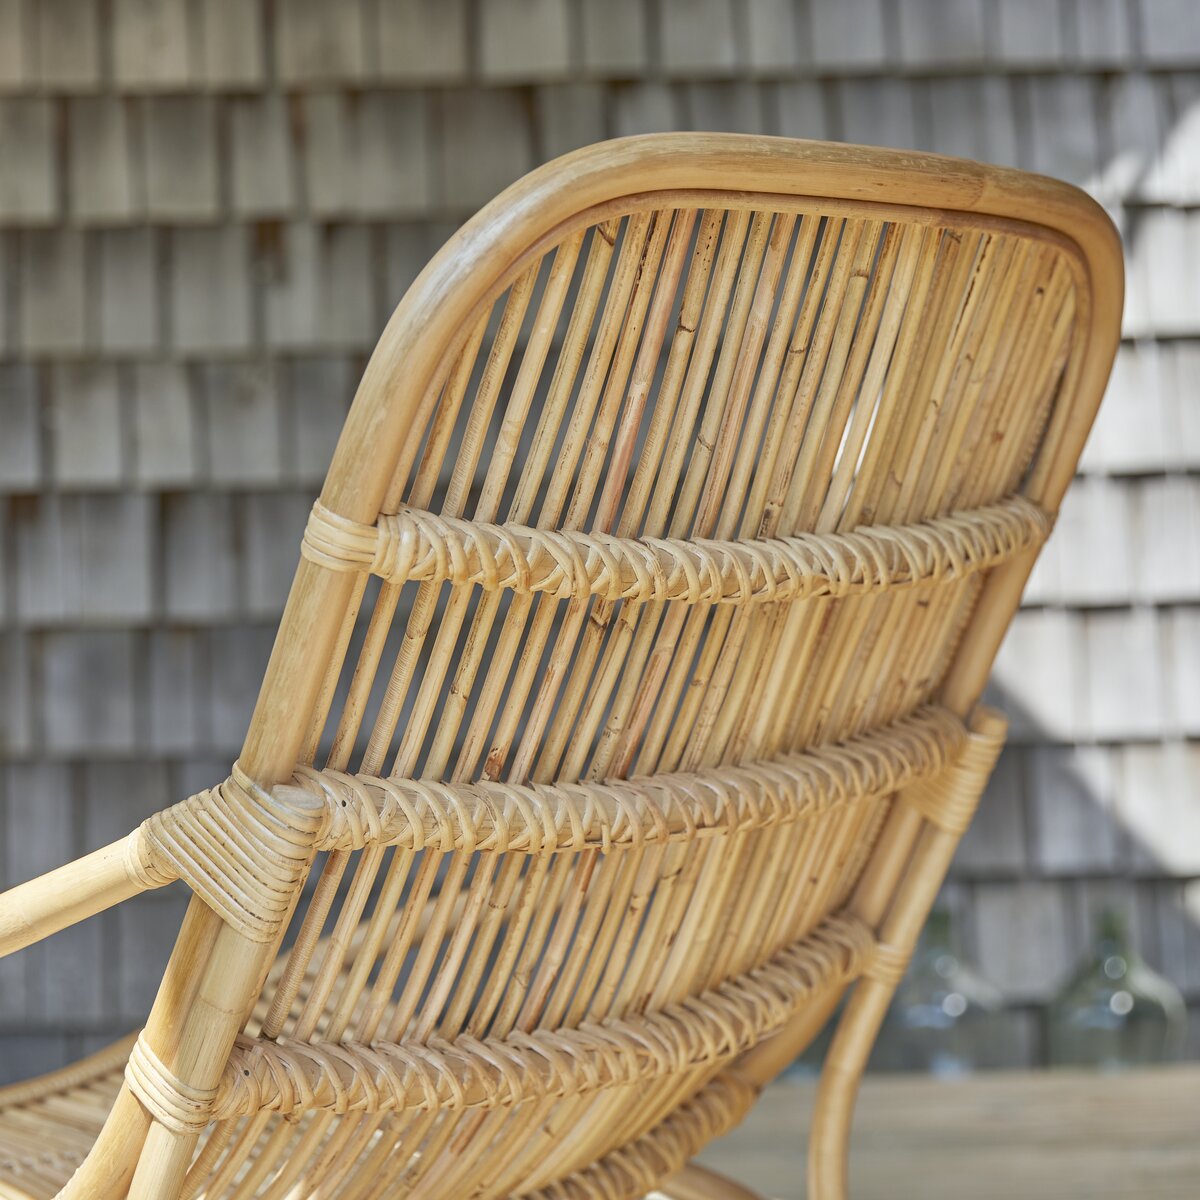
<box><xmin>0</xmin><ymin>0</ymin><xmax>1197</xmax><ymax>1079</ymax></box>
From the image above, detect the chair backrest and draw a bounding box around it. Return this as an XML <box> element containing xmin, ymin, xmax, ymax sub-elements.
<box><xmin>80</xmin><ymin>135</ymin><xmax>1122</xmax><ymax>1199</ymax></box>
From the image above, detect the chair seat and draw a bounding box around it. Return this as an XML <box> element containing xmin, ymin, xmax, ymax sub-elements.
<box><xmin>0</xmin><ymin>1037</ymin><xmax>131</xmax><ymax>1199</ymax></box>
<box><xmin>0</xmin><ymin>1041</ymin><xmax>753</xmax><ymax>1200</ymax></box>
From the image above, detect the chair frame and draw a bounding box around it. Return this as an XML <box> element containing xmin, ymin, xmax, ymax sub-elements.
<box><xmin>0</xmin><ymin>134</ymin><xmax>1122</xmax><ymax>1200</ymax></box>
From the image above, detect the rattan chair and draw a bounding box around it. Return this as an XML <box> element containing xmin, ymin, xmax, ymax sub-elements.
<box><xmin>0</xmin><ymin>135</ymin><xmax>1121</xmax><ymax>1200</ymax></box>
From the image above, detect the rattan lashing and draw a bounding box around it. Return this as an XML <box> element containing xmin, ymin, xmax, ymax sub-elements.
<box><xmin>0</xmin><ymin>135</ymin><xmax>1122</xmax><ymax>1199</ymax></box>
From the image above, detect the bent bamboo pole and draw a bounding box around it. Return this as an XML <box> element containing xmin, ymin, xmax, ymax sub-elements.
<box><xmin>0</xmin><ymin>835</ymin><xmax>162</xmax><ymax>959</ymax></box>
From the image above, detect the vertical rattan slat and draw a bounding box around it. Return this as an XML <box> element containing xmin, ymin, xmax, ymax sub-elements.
<box><xmin>0</xmin><ymin>135</ymin><xmax>1121</xmax><ymax>1200</ymax></box>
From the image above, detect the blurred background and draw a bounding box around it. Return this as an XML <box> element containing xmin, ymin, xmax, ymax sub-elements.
<box><xmin>0</xmin><ymin>0</ymin><xmax>1197</xmax><ymax>1084</ymax></box>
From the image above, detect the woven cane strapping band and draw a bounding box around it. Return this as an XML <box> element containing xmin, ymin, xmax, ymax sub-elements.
<box><xmin>288</xmin><ymin>704</ymin><xmax>968</xmax><ymax>856</ymax></box>
<box><xmin>140</xmin><ymin>763</ymin><xmax>324</xmax><ymax>943</ymax></box>
<box><xmin>212</xmin><ymin>912</ymin><xmax>872</xmax><ymax>1119</ymax></box>
<box><xmin>902</xmin><ymin>709</ymin><xmax>1008</xmax><ymax>835</ymax></box>
<box><xmin>124</xmin><ymin>1034</ymin><xmax>219</xmax><ymax>1135</ymax></box>
<box><xmin>864</xmin><ymin>941</ymin><xmax>911</xmax><ymax>987</ymax></box>
<box><xmin>127</xmin><ymin>707</ymin><xmax>966</xmax><ymax>931</ymax></box>
<box><xmin>300</xmin><ymin>496</ymin><xmax>1051</xmax><ymax>604</ymax></box>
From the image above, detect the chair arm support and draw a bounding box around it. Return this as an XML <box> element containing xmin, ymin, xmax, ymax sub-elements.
<box><xmin>0</xmin><ymin>829</ymin><xmax>172</xmax><ymax>958</ymax></box>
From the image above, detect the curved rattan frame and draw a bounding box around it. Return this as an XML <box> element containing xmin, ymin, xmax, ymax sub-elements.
<box><xmin>0</xmin><ymin>134</ymin><xmax>1122</xmax><ymax>1200</ymax></box>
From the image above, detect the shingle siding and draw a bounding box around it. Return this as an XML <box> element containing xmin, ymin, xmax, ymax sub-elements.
<box><xmin>0</xmin><ymin>0</ymin><xmax>1197</xmax><ymax>1083</ymax></box>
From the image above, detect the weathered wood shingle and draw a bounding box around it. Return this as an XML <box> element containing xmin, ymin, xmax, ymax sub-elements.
<box><xmin>168</xmin><ymin>227</ymin><xmax>252</xmax><ymax>353</ymax></box>
<box><xmin>112</xmin><ymin>0</ymin><xmax>193</xmax><ymax>89</ymax></box>
<box><xmin>377</xmin><ymin>0</ymin><xmax>469</xmax><ymax>82</ymax></box>
<box><xmin>69</xmin><ymin>98</ymin><xmax>137</xmax><ymax>224</ymax></box>
<box><xmin>0</xmin><ymin>99</ymin><xmax>57</xmax><ymax>223</ymax></box>
<box><xmin>276</xmin><ymin>0</ymin><xmax>366</xmax><ymax>85</ymax></box>
<box><xmin>480</xmin><ymin>0</ymin><xmax>572</xmax><ymax>82</ymax></box>
<box><xmin>1</xmin><ymin>0</ymin><xmax>1198</xmax><ymax>1075</ymax></box>
<box><xmin>36</xmin><ymin>0</ymin><xmax>101</xmax><ymax>90</ymax></box>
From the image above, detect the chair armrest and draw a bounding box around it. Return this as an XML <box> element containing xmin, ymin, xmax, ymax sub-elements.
<box><xmin>0</xmin><ymin>828</ymin><xmax>170</xmax><ymax>957</ymax></box>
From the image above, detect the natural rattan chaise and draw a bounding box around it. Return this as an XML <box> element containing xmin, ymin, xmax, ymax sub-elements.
<box><xmin>0</xmin><ymin>135</ymin><xmax>1121</xmax><ymax>1199</ymax></box>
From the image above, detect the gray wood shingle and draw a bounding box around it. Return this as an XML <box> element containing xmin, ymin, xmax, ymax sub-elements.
<box><xmin>147</xmin><ymin>631</ymin><xmax>203</xmax><ymax>753</ymax></box>
<box><xmin>480</xmin><ymin>0</ymin><xmax>572</xmax><ymax>82</ymax></box>
<box><xmin>262</xmin><ymin>222</ymin><xmax>375</xmax><ymax>351</ymax></box>
<box><xmin>15</xmin><ymin>495</ymin><xmax>152</xmax><ymax>624</ymax></box>
<box><xmin>836</xmin><ymin>78</ymin><xmax>920</xmax><ymax>149</ymax></box>
<box><xmin>1166</xmin><ymin>609</ymin><xmax>1200</xmax><ymax>735</ymax></box>
<box><xmin>1029</xmin><ymin>745</ymin><xmax>1123</xmax><ymax>875</ymax></box>
<box><xmin>1119</xmin><ymin>742</ymin><xmax>1200</xmax><ymax>875</ymax></box>
<box><xmin>378</xmin><ymin>0</ymin><xmax>469</xmax><ymax>82</ymax></box>
<box><xmin>0</xmin><ymin>631</ymin><xmax>33</xmax><ymax>758</ymax></box>
<box><xmin>68</xmin><ymin>98</ymin><xmax>137</xmax><ymax>224</ymax></box>
<box><xmin>243</xmin><ymin>492</ymin><xmax>310</xmax><ymax>616</ymax></box>
<box><xmin>285</xmin><ymin>355</ymin><xmax>354</xmax><ymax>484</ymax></box>
<box><xmin>809</xmin><ymin>0</ymin><xmax>888</xmax><ymax>68</ymax></box>
<box><xmin>276</xmin><ymin>0</ymin><xmax>366</xmax><ymax>85</ymax></box>
<box><xmin>954</xmin><ymin>747</ymin><xmax>1028</xmax><ymax>875</ymax></box>
<box><xmin>0</xmin><ymin>363</ymin><xmax>40</xmax><ymax>491</ymax></box>
<box><xmin>97</xmin><ymin>229</ymin><xmax>160</xmax><ymax>354</ymax></box>
<box><xmin>83</xmin><ymin>753</ymin><xmax>169</xmax><ymax>849</ymax></box>
<box><xmin>0</xmin><ymin>0</ymin><xmax>33</xmax><ymax>90</ymax></box>
<box><xmin>35</xmin><ymin>0</ymin><xmax>101</xmax><ymax>90</ymax></box>
<box><xmin>131</xmin><ymin>361</ymin><xmax>197</xmax><ymax>487</ymax></box>
<box><xmin>19</xmin><ymin>227</ymin><xmax>90</xmax><ymax>354</ymax></box>
<box><xmin>0</xmin><ymin>98</ymin><xmax>58</xmax><ymax>223</ymax></box>
<box><xmin>536</xmin><ymin>83</ymin><xmax>607</xmax><ymax>159</ymax></box>
<box><xmin>1102</xmin><ymin>73</ymin><xmax>1166</xmax><ymax>203</ymax></box>
<box><xmin>208</xmin><ymin>624</ymin><xmax>274</xmax><ymax>752</ymax></box>
<box><xmin>1134</xmin><ymin>476</ymin><xmax>1200</xmax><ymax>603</ymax></box>
<box><xmin>1083</xmin><ymin>609</ymin><xmax>1167</xmax><ymax>741</ymax></box>
<box><xmin>744</xmin><ymin>0</ymin><xmax>802</xmax><ymax>72</ymax></box>
<box><xmin>1023</xmin><ymin>75</ymin><xmax>1102</xmax><ymax>188</ymax></box>
<box><xmin>112</xmin><ymin>0</ymin><xmax>193</xmax><ymax>89</ymax></box>
<box><xmin>927</xmin><ymin>76</ymin><xmax>1019</xmax><ymax>166</ymax></box>
<box><xmin>973</xmin><ymin>881</ymin><xmax>1072</xmax><ymax>1001</ymax></box>
<box><xmin>1079</xmin><ymin>343</ymin><xmax>1173</xmax><ymax>473</ymax></box>
<box><xmin>895</xmin><ymin>0</ymin><xmax>988</xmax><ymax>66</ymax></box>
<box><xmin>47</xmin><ymin>363</ymin><xmax>122</xmax><ymax>485</ymax></box>
<box><xmin>41</xmin><ymin>629</ymin><xmax>137</xmax><ymax>753</ymax></box>
<box><xmin>1139</xmin><ymin>0</ymin><xmax>1200</xmax><ymax>64</ymax></box>
<box><xmin>775</xmin><ymin>81</ymin><xmax>831</xmax><ymax>141</ymax></box>
<box><xmin>142</xmin><ymin>96</ymin><xmax>219</xmax><ymax>222</ymax></box>
<box><xmin>579</xmin><ymin>0</ymin><xmax>648</xmax><ymax>74</ymax></box>
<box><xmin>682</xmin><ymin>82</ymin><xmax>764</xmax><ymax>133</ymax></box>
<box><xmin>992</xmin><ymin>608</ymin><xmax>1084</xmax><ymax>742</ymax></box>
<box><xmin>201</xmin><ymin>0</ymin><xmax>264</xmax><ymax>87</ymax></box>
<box><xmin>1066</xmin><ymin>0</ymin><xmax>1131</xmax><ymax>63</ymax></box>
<box><xmin>169</xmin><ymin>226</ymin><xmax>252</xmax><ymax>353</ymax></box>
<box><xmin>438</xmin><ymin>89</ymin><xmax>534</xmax><ymax>211</ymax></box>
<box><xmin>201</xmin><ymin>360</ymin><xmax>282</xmax><ymax>485</ymax></box>
<box><xmin>992</xmin><ymin>0</ymin><xmax>1064</xmax><ymax>65</ymax></box>
<box><xmin>659</xmin><ymin>0</ymin><xmax>738</xmax><ymax>75</ymax></box>
<box><xmin>1051</xmin><ymin>476</ymin><xmax>1134</xmax><ymax>607</ymax></box>
<box><xmin>300</xmin><ymin>91</ymin><xmax>432</xmax><ymax>219</ymax></box>
<box><xmin>162</xmin><ymin>493</ymin><xmax>238</xmax><ymax>620</ymax></box>
<box><xmin>611</xmin><ymin>82</ymin><xmax>677</xmax><ymax>137</ymax></box>
<box><xmin>230</xmin><ymin>94</ymin><xmax>296</xmax><ymax>218</ymax></box>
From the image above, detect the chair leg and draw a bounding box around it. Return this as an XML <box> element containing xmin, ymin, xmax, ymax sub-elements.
<box><xmin>806</xmin><ymin>978</ymin><xmax>893</xmax><ymax>1200</ymax></box>
<box><xmin>807</xmin><ymin>708</ymin><xmax>1007</xmax><ymax>1200</ymax></box>
<box><xmin>654</xmin><ymin>1162</ymin><xmax>767</xmax><ymax>1200</ymax></box>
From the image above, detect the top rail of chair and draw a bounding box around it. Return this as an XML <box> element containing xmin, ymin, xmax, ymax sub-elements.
<box><xmin>323</xmin><ymin>133</ymin><xmax>1123</xmax><ymax>526</ymax></box>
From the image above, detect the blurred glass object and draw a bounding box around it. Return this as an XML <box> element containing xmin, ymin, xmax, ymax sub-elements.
<box><xmin>886</xmin><ymin>907</ymin><xmax>1004</xmax><ymax>1077</ymax></box>
<box><xmin>1048</xmin><ymin>908</ymin><xmax>1186</xmax><ymax>1070</ymax></box>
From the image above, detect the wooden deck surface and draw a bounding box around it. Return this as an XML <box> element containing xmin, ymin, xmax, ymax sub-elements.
<box><xmin>695</xmin><ymin>1065</ymin><xmax>1200</xmax><ymax>1198</ymax></box>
